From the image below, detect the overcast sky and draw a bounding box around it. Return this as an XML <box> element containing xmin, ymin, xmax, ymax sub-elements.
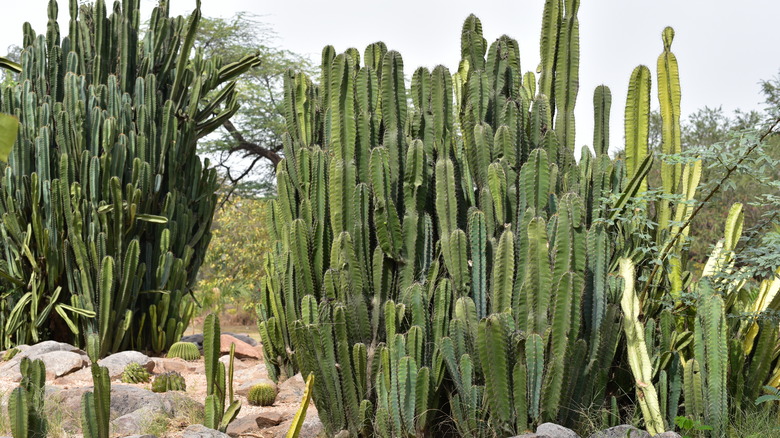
<box><xmin>2</xmin><ymin>0</ymin><xmax>778</xmax><ymax>155</ymax></box>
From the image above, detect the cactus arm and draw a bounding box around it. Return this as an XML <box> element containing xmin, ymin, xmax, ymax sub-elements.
<box><xmin>656</xmin><ymin>27</ymin><xmax>682</xmax><ymax>234</ymax></box>
<box><xmin>619</xmin><ymin>258</ymin><xmax>665</xmax><ymax>435</ymax></box>
<box><xmin>624</xmin><ymin>65</ymin><xmax>651</xmax><ymax>194</ymax></box>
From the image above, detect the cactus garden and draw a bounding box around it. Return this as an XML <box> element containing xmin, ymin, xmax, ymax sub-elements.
<box><xmin>0</xmin><ymin>0</ymin><xmax>778</xmax><ymax>437</ymax></box>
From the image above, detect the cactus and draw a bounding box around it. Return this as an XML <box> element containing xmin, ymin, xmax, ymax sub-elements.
<box><xmin>9</xmin><ymin>358</ymin><xmax>47</xmax><ymax>438</ymax></box>
<box><xmin>0</xmin><ymin>0</ymin><xmax>258</xmax><ymax>353</ymax></box>
<box><xmin>82</xmin><ymin>333</ymin><xmax>110</xmax><ymax>438</ymax></box>
<box><xmin>203</xmin><ymin>313</ymin><xmax>241</xmax><ymax>432</ymax></box>
<box><xmin>248</xmin><ymin>383</ymin><xmax>277</xmax><ymax>406</ymax></box>
<box><xmin>151</xmin><ymin>371</ymin><xmax>186</xmax><ymax>393</ymax></box>
<box><xmin>120</xmin><ymin>362</ymin><xmax>151</xmax><ymax>384</ymax></box>
<box><xmin>167</xmin><ymin>342</ymin><xmax>201</xmax><ymax>361</ymax></box>
<box><xmin>3</xmin><ymin>347</ymin><xmax>20</xmax><ymax>361</ymax></box>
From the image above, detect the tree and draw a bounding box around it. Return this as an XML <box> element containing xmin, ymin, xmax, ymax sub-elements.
<box><xmin>195</xmin><ymin>13</ymin><xmax>313</xmax><ymax>199</ymax></box>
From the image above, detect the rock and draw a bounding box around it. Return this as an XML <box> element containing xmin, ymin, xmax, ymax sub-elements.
<box><xmin>226</xmin><ymin>414</ymin><xmax>261</xmax><ymax>436</ymax></box>
<box><xmin>589</xmin><ymin>425</ymin><xmax>651</xmax><ymax>438</ymax></box>
<box><xmin>509</xmin><ymin>434</ymin><xmax>542</xmax><ymax>438</ymax></box>
<box><xmin>224</xmin><ymin>332</ymin><xmax>258</xmax><ymax>347</ymax></box>
<box><xmin>180</xmin><ymin>334</ymin><xmax>204</xmax><ymax>348</ymax></box>
<box><xmin>124</xmin><ymin>436</ymin><xmax>158</xmax><ymax>438</ymax></box>
<box><xmin>255</xmin><ymin>411</ymin><xmax>285</xmax><ymax>428</ymax></box>
<box><xmin>38</xmin><ymin>351</ymin><xmax>88</xmax><ymax>378</ymax></box>
<box><xmin>653</xmin><ymin>433</ymin><xmax>682</xmax><ymax>438</ymax></box>
<box><xmin>98</xmin><ymin>350</ymin><xmax>154</xmax><ymax>378</ymax></box>
<box><xmin>112</xmin><ymin>406</ymin><xmax>166</xmax><ymax>436</ymax></box>
<box><xmin>178</xmin><ymin>424</ymin><xmax>230</xmax><ymax>438</ymax></box>
<box><xmin>219</xmin><ymin>355</ymin><xmax>251</xmax><ymax>370</ymax></box>
<box><xmin>276</xmin><ymin>373</ymin><xmax>306</xmax><ymax>403</ymax></box>
<box><xmin>266</xmin><ymin>412</ymin><xmax>322</xmax><ymax>438</ymax></box>
<box><xmin>152</xmin><ymin>357</ymin><xmax>203</xmax><ymax>374</ymax></box>
<box><xmin>19</xmin><ymin>340</ymin><xmax>82</xmax><ymax>357</ymax></box>
<box><xmin>233</xmin><ymin>365</ymin><xmax>268</xmax><ymax>384</ymax></box>
<box><xmin>0</xmin><ymin>341</ymin><xmax>86</xmax><ymax>381</ymax></box>
<box><xmin>536</xmin><ymin>422</ymin><xmax>580</xmax><ymax>437</ymax></box>
<box><xmin>55</xmin><ymin>384</ymin><xmax>202</xmax><ymax>419</ymax></box>
<box><xmin>236</xmin><ymin>378</ymin><xmax>276</xmax><ymax>397</ymax></box>
<box><xmin>220</xmin><ymin>334</ymin><xmax>261</xmax><ymax>360</ymax></box>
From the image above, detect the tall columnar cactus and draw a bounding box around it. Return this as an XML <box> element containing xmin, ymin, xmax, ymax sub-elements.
<box><xmin>0</xmin><ymin>0</ymin><xmax>258</xmax><ymax>353</ymax></box>
<box><xmin>203</xmin><ymin>313</ymin><xmax>240</xmax><ymax>432</ymax></box>
<box><xmin>258</xmin><ymin>4</ymin><xmax>779</xmax><ymax>438</ymax></box>
<box><xmin>10</xmin><ymin>358</ymin><xmax>47</xmax><ymax>438</ymax></box>
<box><xmin>82</xmin><ymin>333</ymin><xmax>110</xmax><ymax>438</ymax></box>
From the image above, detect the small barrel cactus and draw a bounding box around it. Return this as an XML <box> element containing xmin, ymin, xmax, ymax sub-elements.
<box><xmin>167</xmin><ymin>342</ymin><xmax>201</xmax><ymax>361</ymax></box>
<box><xmin>121</xmin><ymin>362</ymin><xmax>151</xmax><ymax>384</ymax></box>
<box><xmin>151</xmin><ymin>371</ymin><xmax>187</xmax><ymax>393</ymax></box>
<box><xmin>247</xmin><ymin>383</ymin><xmax>277</xmax><ymax>406</ymax></box>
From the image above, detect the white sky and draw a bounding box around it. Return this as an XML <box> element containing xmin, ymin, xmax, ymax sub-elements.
<box><xmin>2</xmin><ymin>0</ymin><xmax>779</xmax><ymax>155</ymax></box>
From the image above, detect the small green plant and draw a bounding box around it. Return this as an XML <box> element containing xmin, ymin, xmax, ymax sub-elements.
<box><xmin>152</xmin><ymin>372</ymin><xmax>187</xmax><ymax>393</ymax></box>
<box><xmin>755</xmin><ymin>385</ymin><xmax>780</xmax><ymax>406</ymax></box>
<box><xmin>247</xmin><ymin>383</ymin><xmax>277</xmax><ymax>406</ymax></box>
<box><xmin>167</xmin><ymin>342</ymin><xmax>201</xmax><ymax>361</ymax></box>
<box><xmin>121</xmin><ymin>363</ymin><xmax>152</xmax><ymax>384</ymax></box>
<box><xmin>675</xmin><ymin>416</ymin><xmax>713</xmax><ymax>438</ymax></box>
<box><xmin>2</xmin><ymin>348</ymin><xmax>20</xmax><ymax>361</ymax></box>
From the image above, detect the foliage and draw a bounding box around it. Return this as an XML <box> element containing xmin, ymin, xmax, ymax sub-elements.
<box><xmin>194</xmin><ymin>13</ymin><xmax>314</xmax><ymax>198</ymax></box>
<box><xmin>151</xmin><ymin>371</ymin><xmax>186</xmax><ymax>393</ymax></box>
<box><xmin>120</xmin><ymin>362</ymin><xmax>151</xmax><ymax>384</ymax></box>
<box><xmin>167</xmin><ymin>342</ymin><xmax>201</xmax><ymax>361</ymax></box>
<box><xmin>195</xmin><ymin>196</ymin><xmax>270</xmax><ymax>316</ymax></box>
<box><xmin>674</xmin><ymin>416</ymin><xmax>713</xmax><ymax>438</ymax></box>
<box><xmin>2</xmin><ymin>348</ymin><xmax>20</xmax><ymax>361</ymax></box>
<box><xmin>247</xmin><ymin>383</ymin><xmax>277</xmax><ymax>406</ymax></box>
<box><xmin>0</xmin><ymin>0</ymin><xmax>258</xmax><ymax>354</ymax></box>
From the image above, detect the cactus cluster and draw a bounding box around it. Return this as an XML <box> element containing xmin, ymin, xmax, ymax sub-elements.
<box><xmin>257</xmin><ymin>1</ymin><xmax>780</xmax><ymax>436</ymax></box>
<box><xmin>167</xmin><ymin>342</ymin><xmax>200</xmax><ymax>361</ymax></box>
<box><xmin>0</xmin><ymin>0</ymin><xmax>257</xmax><ymax>353</ymax></box>
<box><xmin>120</xmin><ymin>362</ymin><xmax>151</xmax><ymax>384</ymax></box>
<box><xmin>151</xmin><ymin>371</ymin><xmax>186</xmax><ymax>393</ymax></box>
<box><xmin>9</xmin><ymin>358</ymin><xmax>47</xmax><ymax>438</ymax></box>
<box><xmin>247</xmin><ymin>383</ymin><xmax>277</xmax><ymax>406</ymax></box>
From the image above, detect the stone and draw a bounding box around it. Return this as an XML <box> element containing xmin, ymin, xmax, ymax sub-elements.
<box><xmin>536</xmin><ymin>422</ymin><xmax>580</xmax><ymax>437</ymax></box>
<box><xmin>180</xmin><ymin>334</ymin><xmax>204</xmax><ymax>348</ymax></box>
<box><xmin>124</xmin><ymin>436</ymin><xmax>158</xmax><ymax>438</ymax></box>
<box><xmin>152</xmin><ymin>357</ymin><xmax>203</xmax><ymax>374</ymax></box>
<box><xmin>55</xmin><ymin>384</ymin><xmax>202</xmax><ymax>419</ymax></box>
<box><xmin>219</xmin><ymin>355</ymin><xmax>251</xmax><ymax>370</ymax></box>
<box><xmin>98</xmin><ymin>350</ymin><xmax>154</xmax><ymax>378</ymax></box>
<box><xmin>236</xmin><ymin>378</ymin><xmax>276</xmax><ymax>397</ymax></box>
<box><xmin>223</xmin><ymin>332</ymin><xmax>258</xmax><ymax>347</ymax></box>
<box><xmin>276</xmin><ymin>373</ymin><xmax>306</xmax><ymax>403</ymax></box>
<box><xmin>255</xmin><ymin>411</ymin><xmax>285</xmax><ymax>428</ymax></box>
<box><xmin>266</xmin><ymin>412</ymin><xmax>322</xmax><ymax>438</ymax></box>
<box><xmin>589</xmin><ymin>425</ymin><xmax>651</xmax><ymax>438</ymax></box>
<box><xmin>112</xmin><ymin>406</ymin><xmax>166</xmax><ymax>436</ymax></box>
<box><xmin>38</xmin><ymin>351</ymin><xmax>87</xmax><ymax>378</ymax></box>
<box><xmin>226</xmin><ymin>414</ymin><xmax>261</xmax><ymax>436</ymax></box>
<box><xmin>653</xmin><ymin>433</ymin><xmax>682</xmax><ymax>438</ymax></box>
<box><xmin>178</xmin><ymin>424</ymin><xmax>230</xmax><ymax>438</ymax></box>
<box><xmin>220</xmin><ymin>334</ymin><xmax>261</xmax><ymax>360</ymax></box>
<box><xmin>0</xmin><ymin>341</ymin><xmax>86</xmax><ymax>381</ymax></box>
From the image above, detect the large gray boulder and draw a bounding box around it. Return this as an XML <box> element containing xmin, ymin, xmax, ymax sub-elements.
<box><xmin>589</xmin><ymin>425</ymin><xmax>651</xmax><ymax>438</ymax></box>
<box><xmin>536</xmin><ymin>423</ymin><xmax>580</xmax><ymax>438</ymax></box>
<box><xmin>0</xmin><ymin>341</ymin><xmax>88</xmax><ymax>381</ymax></box>
<box><xmin>98</xmin><ymin>350</ymin><xmax>154</xmax><ymax>378</ymax></box>
<box><xmin>178</xmin><ymin>424</ymin><xmax>230</xmax><ymax>438</ymax></box>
